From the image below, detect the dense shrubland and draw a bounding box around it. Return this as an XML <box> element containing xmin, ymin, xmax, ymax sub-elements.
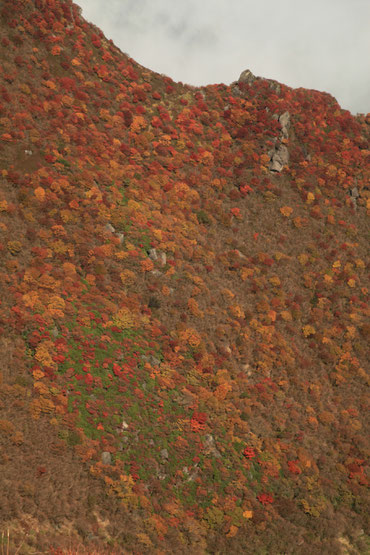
<box><xmin>0</xmin><ymin>1</ymin><xmax>369</xmax><ymax>552</ymax></box>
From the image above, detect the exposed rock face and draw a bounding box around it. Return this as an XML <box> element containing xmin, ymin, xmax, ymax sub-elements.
<box><xmin>238</xmin><ymin>69</ymin><xmax>256</xmax><ymax>85</ymax></box>
<box><xmin>350</xmin><ymin>186</ymin><xmax>360</xmax><ymax>210</ymax></box>
<box><xmin>235</xmin><ymin>70</ymin><xmax>281</xmax><ymax>95</ymax></box>
<box><xmin>269</xmin><ymin>81</ymin><xmax>281</xmax><ymax>94</ymax></box>
<box><xmin>351</xmin><ymin>187</ymin><xmax>359</xmax><ymax>198</ymax></box>
<box><xmin>203</xmin><ymin>434</ymin><xmax>221</xmax><ymax>458</ymax></box>
<box><xmin>279</xmin><ymin>111</ymin><xmax>291</xmax><ymax>139</ymax></box>
<box><xmin>160</xmin><ymin>448</ymin><xmax>169</xmax><ymax>460</ymax></box>
<box><xmin>149</xmin><ymin>248</ymin><xmax>167</xmax><ymax>266</ymax></box>
<box><xmin>269</xmin><ymin>111</ymin><xmax>291</xmax><ymax>171</ymax></box>
<box><xmin>101</xmin><ymin>451</ymin><xmax>112</xmax><ymax>465</ymax></box>
<box><xmin>148</xmin><ymin>248</ymin><xmax>158</xmax><ymax>261</ymax></box>
<box><xmin>269</xmin><ymin>143</ymin><xmax>289</xmax><ymax>172</ymax></box>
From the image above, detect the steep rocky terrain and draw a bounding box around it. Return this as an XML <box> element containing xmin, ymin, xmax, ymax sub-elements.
<box><xmin>0</xmin><ymin>1</ymin><xmax>369</xmax><ymax>553</ymax></box>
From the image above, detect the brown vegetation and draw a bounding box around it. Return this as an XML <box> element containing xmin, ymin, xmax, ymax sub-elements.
<box><xmin>0</xmin><ymin>0</ymin><xmax>369</xmax><ymax>553</ymax></box>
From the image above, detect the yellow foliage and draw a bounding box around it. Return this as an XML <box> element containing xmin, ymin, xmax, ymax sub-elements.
<box><xmin>111</xmin><ymin>308</ymin><xmax>135</xmax><ymax>329</ymax></box>
<box><xmin>0</xmin><ymin>419</ymin><xmax>15</xmax><ymax>435</ymax></box>
<box><xmin>60</xmin><ymin>209</ymin><xmax>73</xmax><ymax>222</ymax></box>
<box><xmin>23</xmin><ymin>269</ymin><xmax>37</xmax><ymax>284</ymax></box>
<box><xmin>120</xmin><ymin>269</ymin><xmax>136</xmax><ymax>285</ymax></box>
<box><xmin>22</xmin><ymin>291</ymin><xmax>41</xmax><ymax>309</ymax></box>
<box><xmin>48</xmin><ymin>295</ymin><xmax>65</xmax><ymax>311</ymax></box>
<box><xmin>243</xmin><ymin>510</ymin><xmax>253</xmax><ymax>519</ymax></box>
<box><xmin>85</xmin><ymin>274</ymin><xmax>95</xmax><ymax>286</ymax></box>
<box><xmin>280</xmin><ymin>206</ymin><xmax>293</xmax><ymax>217</ymax></box>
<box><xmin>148</xmin><ymin>514</ymin><xmax>168</xmax><ymax>536</ymax></box>
<box><xmin>179</xmin><ymin>327</ymin><xmax>202</xmax><ymax>348</ymax></box>
<box><xmin>298</xmin><ymin>254</ymin><xmax>309</xmax><ymax>265</ymax></box>
<box><xmin>141</xmin><ymin>259</ymin><xmax>154</xmax><ymax>272</ymax></box>
<box><xmin>34</xmin><ymin>187</ymin><xmax>46</xmax><ymax>201</ymax></box>
<box><xmin>131</xmin><ymin>115</ymin><xmax>147</xmax><ymax>132</ymax></box>
<box><xmin>45</xmin><ymin>80</ymin><xmax>57</xmax><ymax>90</ymax></box>
<box><xmin>274</xmin><ymin>251</ymin><xmax>289</xmax><ymax>261</ymax></box>
<box><xmin>226</xmin><ymin>525</ymin><xmax>239</xmax><ymax>538</ymax></box>
<box><xmin>33</xmin><ymin>369</ymin><xmax>45</xmax><ymax>380</ymax></box>
<box><xmin>34</xmin><ymin>381</ymin><xmax>50</xmax><ymax>396</ymax></box>
<box><xmin>301</xmin><ymin>496</ymin><xmax>326</xmax><ymax>517</ymax></box>
<box><xmin>116</xmin><ymin>251</ymin><xmax>129</xmax><ymax>260</ymax></box>
<box><xmin>189</xmin><ymin>274</ymin><xmax>205</xmax><ymax>287</ymax></box>
<box><xmin>188</xmin><ymin>298</ymin><xmax>204</xmax><ymax>317</ymax></box>
<box><xmin>136</xmin><ymin>533</ymin><xmax>153</xmax><ymax>548</ymax></box>
<box><xmin>306</xmin><ymin>192</ymin><xmax>315</xmax><ymax>204</ymax></box>
<box><xmin>326</xmin><ymin>164</ymin><xmax>337</xmax><ymax>177</ymax></box>
<box><xmin>214</xmin><ymin>382</ymin><xmax>232</xmax><ymax>401</ymax></box>
<box><xmin>39</xmin><ymin>396</ymin><xmax>54</xmax><ymax>413</ymax></box>
<box><xmin>85</xmin><ymin>186</ymin><xmax>102</xmax><ymax>201</ymax></box>
<box><xmin>39</xmin><ymin>274</ymin><xmax>59</xmax><ymax>290</ymax></box>
<box><xmin>308</xmin><ymin>416</ymin><xmax>318</xmax><ymax>427</ymax></box>
<box><xmin>229</xmin><ymin>304</ymin><xmax>245</xmax><ymax>319</ymax></box>
<box><xmin>269</xmin><ymin>276</ymin><xmax>281</xmax><ymax>287</ymax></box>
<box><xmin>324</xmin><ymin>274</ymin><xmax>333</xmax><ymax>284</ymax></box>
<box><xmin>11</xmin><ymin>431</ymin><xmax>24</xmax><ymax>446</ymax></box>
<box><xmin>268</xmin><ymin>310</ymin><xmax>277</xmax><ymax>322</ymax></box>
<box><xmin>30</xmin><ymin>399</ymin><xmax>41</xmax><ymax>419</ymax></box>
<box><xmin>166</xmin><ymin>266</ymin><xmax>175</xmax><ymax>277</ymax></box>
<box><xmin>162</xmin><ymin>285</ymin><xmax>171</xmax><ymax>296</ymax></box>
<box><xmin>293</xmin><ymin>217</ymin><xmax>303</xmax><ymax>227</ymax></box>
<box><xmin>303</xmin><ymin>325</ymin><xmax>316</xmax><ymax>337</ymax></box>
<box><xmin>7</xmin><ymin>241</ymin><xmax>22</xmax><ymax>254</ymax></box>
<box><xmin>153</xmin><ymin>228</ymin><xmax>163</xmax><ymax>241</ymax></box>
<box><xmin>52</xmin><ymin>224</ymin><xmax>67</xmax><ymax>236</ymax></box>
<box><xmin>35</xmin><ymin>340</ymin><xmax>56</xmax><ymax>369</ymax></box>
<box><xmin>351</xmin><ymin>419</ymin><xmax>362</xmax><ymax>431</ymax></box>
<box><xmin>99</xmin><ymin>108</ymin><xmax>111</xmax><ymax>121</ymax></box>
<box><xmin>319</xmin><ymin>411</ymin><xmax>334</xmax><ymax>424</ymax></box>
<box><xmin>221</xmin><ymin>288</ymin><xmax>235</xmax><ymax>300</ymax></box>
<box><xmin>63</xmin><ymin>262</ymin><xmax>76</xmax><ymax>275</ymax></box>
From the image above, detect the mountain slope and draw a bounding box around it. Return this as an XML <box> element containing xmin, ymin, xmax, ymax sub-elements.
<box><xmin>0</xmin><ymin>1</ymin><xmax>369</xmax><ymax>553</ymax></box>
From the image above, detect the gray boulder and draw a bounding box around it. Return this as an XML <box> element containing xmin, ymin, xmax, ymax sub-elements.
<box><xmin>148</xmin><ymin>248</ymin><xmax>158</xmax><ymax>261</ymax></box>
<box><xmin>204</xmin><ymin>434</ymin><xmax>221</xmax><ymax>458</ymax></box>
<box><xmin>238</xmin><ymin>69</ymin><xmax>256</xmax><ymax>85</ymax></box>
<box><xmin>149</xmin><ymin>249</ymin><xmax>167</xmax><ymax>266</ymax></box>
<box><xmin>269</xmin><ymin>144</ymin><xmax>289</xmax><ymax>172</ymax></box>
<box><xmin>279</xmin><ymin>112</ymin><xmax>291</xmax><ymax>139</ymax></box>
<box><xmin>105</xmin><ymin>223</ymin><xmax>115</xmax><ymax>233</ymax></box>
<box><xmin>160</xmin><ymin>448</ymin><xmax>169</xmax><ymax>460</ymax></box>
<box><xmin>101</xmin><ymin>451</ymin><xmax>112</xmax><ymax>465</ymax></box>
<box><xmin>158</xmin><ymin>251</ymin><xmax>167</xmax><ymax>266</ymax></box>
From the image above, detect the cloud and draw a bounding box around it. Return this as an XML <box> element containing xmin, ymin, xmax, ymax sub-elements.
<box><xmin>77</xmin><ymin>0</ymin><xmax>370</xmax><ymax>113</ymax></box>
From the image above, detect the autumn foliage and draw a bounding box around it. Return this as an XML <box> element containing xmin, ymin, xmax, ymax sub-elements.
<box><xmin>0</xmin><ymin>0</ymin><xmax>369</xmax><ymax>552</ymax></box>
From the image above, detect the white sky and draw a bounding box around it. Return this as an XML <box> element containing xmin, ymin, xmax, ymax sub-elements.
<box><xmin>76</xmin><ymin>0</ymin><xmax>370</xmax><ymax>114</ymax></box>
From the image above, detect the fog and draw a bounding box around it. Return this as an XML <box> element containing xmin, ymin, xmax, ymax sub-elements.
<box><xmin>76</xmin><ymin>0</ymin><xmax>370</xmax><ymax>114</ymax></box>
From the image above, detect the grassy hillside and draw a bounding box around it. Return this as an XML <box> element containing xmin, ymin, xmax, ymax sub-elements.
<box><xmin>0</xmin><ymin>1</ymin><xmax>369</xmax><ymax>552</ymax></box>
